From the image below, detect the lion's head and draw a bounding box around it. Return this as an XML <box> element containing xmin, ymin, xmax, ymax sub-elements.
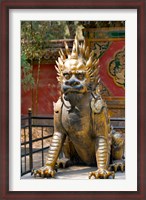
<box><xmin>55</xmin><ymin>36</ymin><xmax>100</xmax><ymax>99</ymax></box>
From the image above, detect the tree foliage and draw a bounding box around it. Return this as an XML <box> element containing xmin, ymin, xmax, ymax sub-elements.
<box><xmin>21</xmin><ymin>54</ymin><xmax>34</xmax><ymax>91</ymax></box>
<box><xmin>21</xmin><ymin>21</ymin><xmax>79</xmax><ymax>91</ymax></box>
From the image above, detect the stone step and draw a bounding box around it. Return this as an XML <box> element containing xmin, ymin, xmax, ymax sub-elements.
<box><xmin>21</xmin><ymin>165</ymin><xmax>125</xmax><ymax>180</ymax></box>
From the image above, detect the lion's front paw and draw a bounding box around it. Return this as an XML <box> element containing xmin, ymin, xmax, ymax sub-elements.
<box><xmin>89</xmin><ymin>168</ymin><xmax>115</xmax><ymax>179</ymax></box>
<box><xmin>32</xmin><ymin>166</ymin><xmax>56</xmax><ymax>178</ymax></box>
<box><xmin>109</xmin><ymin>160</ymin><xmax>125</xmax><ymax>172</ymax></box>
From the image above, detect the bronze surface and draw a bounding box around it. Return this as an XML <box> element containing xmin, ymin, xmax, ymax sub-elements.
<box><xmin>33</xmin><ymin>36</ymin><xmax>125</xmax><ymax>179</ymax></box>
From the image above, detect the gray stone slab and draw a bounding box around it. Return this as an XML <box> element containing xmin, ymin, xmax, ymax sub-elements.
<box><xmin>21</xmin><ymin>165</ymin><xmax>125</xmax><ymax>180</ymax></box>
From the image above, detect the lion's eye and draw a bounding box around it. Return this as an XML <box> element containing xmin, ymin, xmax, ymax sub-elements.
<box><xmin>76</xmin><ymin>73</ymin><xmax>84</xmax><ymax>80</ymax></box>
<box><xmin>63</xmin><ymin>73</ymin><xmax>71</xmax><ymax>80</ymax></box>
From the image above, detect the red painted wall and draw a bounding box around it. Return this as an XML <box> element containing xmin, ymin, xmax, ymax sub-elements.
<box><xmin>21</xmin><ymin>64</ymin><xmax>60</xmax><ymax>116</ymax></box>
<box><xmin>99</xmin><ymin>41</ymin><xmax>125</xmax><ymax>96</ymax></box>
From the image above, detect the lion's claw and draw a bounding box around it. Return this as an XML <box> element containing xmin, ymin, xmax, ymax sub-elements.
<box><xmin>57</xmin><ymin>158</ymin><xmax>70</xmax><ymax>168</ymax></box>
<box><xmin>109</xmin><ymin>160</ymin><xmax>125</xmax><ymax>172</ymax></box>
<box><xmin>89</xmin><ymin>169</ymin><xmax>115</xmax><ymax>179</ymax></box>
<box><xmin>32</xmin><ymin>166</ymin><xmax>56</xmax><ymax>178</ymax></box>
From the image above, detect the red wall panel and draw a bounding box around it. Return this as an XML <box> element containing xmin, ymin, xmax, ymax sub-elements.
<box><xmin>99</xmin><ymin>40</ymin><xmax>125</xmax><ymax>96</ymax></box>
<box><xmin>21</xmin><ymin>64</ymin><xmax>60</xmax><ymax>116</ymax></box>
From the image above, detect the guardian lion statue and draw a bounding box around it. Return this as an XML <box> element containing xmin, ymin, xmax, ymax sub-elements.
<box><xmin>33</xmin><ymin>36</ymin><xmax>125</xmax><ymax>179</ymax></box>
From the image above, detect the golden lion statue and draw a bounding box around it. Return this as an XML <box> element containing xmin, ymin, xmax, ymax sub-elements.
<box><xmin>33</xmin><ymin>36</ymin><xmax>125</xmax><ymax>179</ymax></box>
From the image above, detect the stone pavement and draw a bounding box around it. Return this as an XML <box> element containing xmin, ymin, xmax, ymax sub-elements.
<box><xmin>21</xmin><ymin>165</ymin><xmax>125</xmax><ymax>180</ymax></box>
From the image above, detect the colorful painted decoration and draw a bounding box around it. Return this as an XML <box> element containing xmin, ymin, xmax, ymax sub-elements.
<box><xmin>108</xmin><ymin>49</ymin><xmax>125</xmax><ymax>88</ymax></box>
<box><xmin>91</xmin><ymin>41</ymin><xmax>111</xmax><ymax>59</ymax></box>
